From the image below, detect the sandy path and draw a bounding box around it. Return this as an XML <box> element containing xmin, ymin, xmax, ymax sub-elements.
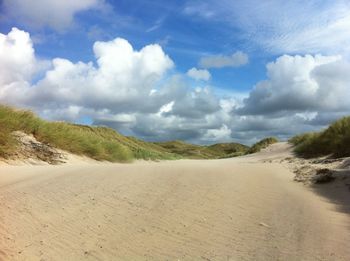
<box><xmin>1</xmin><ymin>150</ymin><xmax>350</xmax><ymax>260</ymax></box>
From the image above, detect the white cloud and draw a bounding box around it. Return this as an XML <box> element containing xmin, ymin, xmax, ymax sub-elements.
<box><xmin>168</xmin><ymin>87</ymin><xmax>221</xmax><ymax>119</ymax></box>
<box><xmin>0</xmin><ymin>27</ymin><xmax>51</xmax><ymax>107</ymax></box>
<box><xmin>186</xmin><ymin>67</ymin><xmax>211</xmax><ymax>81</ymax></box>
<box><xmin>202</xmin><ymin>124</ymin><xmax>232</xmax><ymax>142</ymax></box>
<box><xmin>158</xmin><ymin>101</ymin><xmax>174</xmax><ymax>114</ymax></box>
<box><xmin>0</xmin><ymin>28</ymin><xmax>232</xmax><ymax>144</ymax></box>
<box><xmin>0</xmin><ymin>28</ymin><xmax>174</xmax><ymax>111</ymax></box>
<box><xmin>93</xmin><ymin>37</ymin><xmax>174</xmax><ymax>82</ymax></box>
<box><xmin>3</xmin><ymin>0</ymin><xmax>104</xmax><ymax>31</ymax></box>
<box><xmin>199</xmin><ymin>51</ymin><xmax>248</xmax><ymax>68</ymax></box>
<box><xmin>30</xmin><ymin>37</ymin><xmax>175</xmax><ymax>114</ymax></box>
<box><xmin>238</xmin><ymin>54</ymin><xmax>349</xmax><ymax>115</ymax></box>
<box><xmin>0</xmin><ymin>28</ymin><xmax>36</xmax><ymax>86</ymax></box>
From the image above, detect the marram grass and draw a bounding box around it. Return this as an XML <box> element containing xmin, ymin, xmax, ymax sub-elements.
<box><xmin>290</xmin><ymin>116</ymin><xmax>350</xmax><ymax>158</ymax></box>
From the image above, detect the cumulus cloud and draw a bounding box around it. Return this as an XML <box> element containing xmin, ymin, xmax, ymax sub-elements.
<box><xmin>0</xmin><ymin>28</ymin><xmax>36</xmax><ymax>86</ymax></box>
<box><xmin>0</xmin><ymin>28</ymin><xmax>232</xmax><ymax>144</ymax></box>
<box><xmin>186</xmin><ymin>67</ymin><xmax>211</xmax><ymax>81</ymax></box>
<box><xmin>0</xmin><ymin>27</ymin><xmax>50</xmax><ymax>106</ymax></box>
<box><xmin>238</xmin><ymin>54</ymin><xmax>350</xmax><ymax>115</ymax></box>
<box><xmin>0</xmin><ymin>28</ymin><xmax>174</xmax><ymax>110</ymax></box>
<box><xmin>31</xmin><ymin>38</ymin><xmax>174</xmax><ymax>114</ymax></box>
<box><xmin>3</xmin><ymin>0</ymin><xmax>104</xmax><ymax>31</ymax></box>
<box><xmin>167</xmin><ymin>87</ymin><xmax>221</xmax><ymax>119</ymax></box>
<box><xmin>199</xmin><ymin>51</ymin><xmax>248</xmax><ymax>68</ymax></box>
<box><xmin>227</xmin><ymin>53</ymin><xmax>350</xmax><ymax>144</ymax></box>
<box><xmin>202</xmin><ymin>124</ymin><xmax>232</xmax><ymax>142</ymax></box>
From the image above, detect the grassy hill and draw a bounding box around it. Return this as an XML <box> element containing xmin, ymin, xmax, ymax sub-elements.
<box><xmin>207</xmin><ymin>143</ymin><xmax>249</xmax><ymax>158</ymax></box>
<box><xmin>154</xmin><ymin>140</ymin><xmax>249</xmax><ymax>159</ymax></box>
<box><xmin>0</xmin><ymin>105</ymin><xmax>253</xmax><ymax>162</ymax></box>
<box><xmin>289</xmin><ymin>116</ymin><xmax>350</xmax><ymax>158</ymax></box>
<box><xmin>0</xmin><ymin>105</ymin><xmax>179</xmax><ymax>162</ymax></box>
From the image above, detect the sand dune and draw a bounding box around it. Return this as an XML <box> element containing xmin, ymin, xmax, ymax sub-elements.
<box><xmin>1</xmin><ymin>144</ymin><xmax>350</xmax><ymax>260</ymax></box>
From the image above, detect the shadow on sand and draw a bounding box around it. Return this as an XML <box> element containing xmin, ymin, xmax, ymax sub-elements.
<box><xmin>311</xmin><ymin>169</ymin><xmax>350</xmax><ymax>216</ymax></box>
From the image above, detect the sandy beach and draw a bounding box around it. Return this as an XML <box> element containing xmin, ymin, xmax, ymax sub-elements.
<box><xmin>1</xmin><ymin>144</ymin><xmax>350</xmax><ymax>260</ymax></box>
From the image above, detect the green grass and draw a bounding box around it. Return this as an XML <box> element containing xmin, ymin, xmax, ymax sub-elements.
<box><xmin>247</xmin><ymin>137</ymin><xmax>279</xmax><ymax>154</ymax></box>
<box><xmin>289</xmin><ymin>116</ymin><xmax>350</xmax><ymax>158</ymax></box>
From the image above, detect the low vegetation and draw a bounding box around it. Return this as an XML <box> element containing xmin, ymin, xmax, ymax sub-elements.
<box><xmin>207</xmin><ymin>143</ymin><xmax>249</xmax><ymax>158</ymax></box>
<box><xmin>289</xmin><ymin>116</ymin><xmax>350</xmax><ymax>158</ymax></box>
<box><xmin>155</xmin><ymin>140</ymin><xmax>249</xmax><ymax>159</ymax></box>
<box><xmin>247</xmin><ymin>137</ymin><xmax>279</xmax><ymax>153</ymax></box>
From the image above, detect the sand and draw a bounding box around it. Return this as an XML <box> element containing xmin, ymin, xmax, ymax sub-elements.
<box><xmin>1</xmin><ymin>144</ymin><xmax>350</xmax><ymax>260</ymax></box>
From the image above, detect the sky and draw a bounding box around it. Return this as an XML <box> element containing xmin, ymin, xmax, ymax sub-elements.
<box><xmin>0</xmin><ymin>0</ymin><xmax>350</xmax><ymax>145</ymax></box>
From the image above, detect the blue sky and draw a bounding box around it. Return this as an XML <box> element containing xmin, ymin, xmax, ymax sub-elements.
<box><xmin>1</xmin><ymin>0</ymin><xmax>350</xmax><ymax>144</ymax></box>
